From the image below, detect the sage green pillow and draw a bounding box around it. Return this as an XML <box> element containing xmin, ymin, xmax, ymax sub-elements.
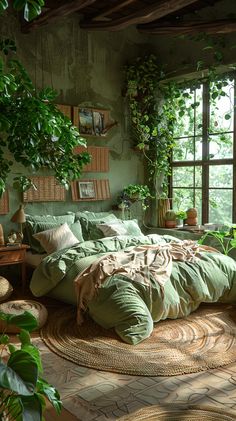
<box><xmin>74</xmin><ymin>211</ymin><xmax>113</xmax><ymax>222</ymax></box>
<box><xmin>79</xmin><ymin>214</ymin><xmax>118</xmax><ymax>240</ymax></box>
<box><xmin>25</xmin><ymin>213</ymin><xmax>75</xmax><ymax>224</ymax></box>
<box><xmin>122</xmin><ymin>219</ymin><xmax>144</xmax><ymax>236</ymax></box>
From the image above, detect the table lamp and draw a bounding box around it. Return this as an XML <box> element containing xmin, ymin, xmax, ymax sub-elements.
<box><xmin>11</xmin><ymin>204</ymin><xmax>26</xmax><ymax>241</ymax></box>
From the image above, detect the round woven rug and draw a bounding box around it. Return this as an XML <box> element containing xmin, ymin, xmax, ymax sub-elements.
<box><xmin>40</xmin><ymin>303</ymin><xmax>236</xmax><ymax>376</ymax></box>
<box><xmin>118</xmin><ymin>405</ymin><xmax>236</xmax><ymax>420</ymax></box>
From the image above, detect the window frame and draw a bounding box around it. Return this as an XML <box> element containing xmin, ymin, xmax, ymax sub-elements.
<box><xmin>169</xmin><ymin>76</ymin><xmax>236</xmax><ymax>225</ymax></box>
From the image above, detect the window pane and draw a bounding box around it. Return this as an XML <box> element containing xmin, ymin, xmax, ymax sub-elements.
<box><xmin>209</xmin><ymin>78</ymin><xmax>234</xmax><ymax>132</ymax></box>
<box><xmin>173</xmin><ymin>86</ymin><xmax>203</xmax><ymax>138</ymax></box>
<box><xmin>195</xmin><ymin>136</ymin><xmax>202</xmax><ymax>160</ymax></box>
<box><xmin>209</xmin><ymin>165</ymin><xmax>233</xmax><ymax>188</ymax></box>
<box><xmin>173</xmin><ymin>137</ymin><xmax>194</xmax><ymax>161</ymax></box>
<box><xmin>209</xmin><ymin>133</ymin><xmax>233</xmax><ymax>159</ymax></box>
<box><xmin>172</xmin><ymin>166</ymin><xmax>202</xmax><ymax>187</ymax></box>
<box><xmin>209</xmin><ymin>189</ymin><xmax>232</xmax><ymax>224</ymax></box>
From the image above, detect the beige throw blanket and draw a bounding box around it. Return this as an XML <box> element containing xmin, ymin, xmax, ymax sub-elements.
<box><xmin>74</xmin><ymin>240</ymin><xmax>218</xmax><ymax>324</ymax></box>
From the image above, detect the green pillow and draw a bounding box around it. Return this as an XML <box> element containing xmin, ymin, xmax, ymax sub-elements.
<box><xmin>74</xmin><ymin>211</ymin><xmax>113</xmax><ymax>222</ymax></box>
<box><xmin>25</xmin><ymin>213</ymin><xmax>75</xmax><ymax>224</ymax></box>
<box><xmin>79</xmin><ymin>214</ymin><xmax>118</xmax><ymax>240</ymax></box>
<box><xmin>122</xmin><ymin>219</ymin><xmax>144</xmax><ymax>236</ymax></box>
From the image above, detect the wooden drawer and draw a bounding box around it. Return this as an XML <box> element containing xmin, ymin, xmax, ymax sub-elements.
<box><xmin>0</xmin><ymin>250</ymin><xmax>24</xmax><ymax>264</ymax></box>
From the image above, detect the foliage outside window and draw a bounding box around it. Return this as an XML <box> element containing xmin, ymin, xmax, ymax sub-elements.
<box><xmin>171</xmin><ymin>74</ymin><xmax>235</xmax><ymax>225</ymax></box>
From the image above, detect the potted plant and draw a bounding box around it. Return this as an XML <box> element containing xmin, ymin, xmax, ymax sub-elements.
<box><xmin>175</xmin><ymin>210</ymin><xmax>187</xmax><ymax>226</ymax></box>
<box><xmin>0</xmin><ymin>309</ymin><xmax>61</xmax><ymax>420</ymax></box>
<box><xmin>121</xmin><ymin>184</ymin><xmax>152</xmax><ymax>210</ymax></box>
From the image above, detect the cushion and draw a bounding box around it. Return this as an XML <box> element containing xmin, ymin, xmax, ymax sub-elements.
<box><xmin>72</xmin><ymin>211</ymin><xmax>113</xmax><ymax>222</ymax></box>
<box><xmin>0</xmin><ymin>277</ymin><xmax>13</xmax><ymax>303</ymax></box>
<box><xmin>26</xmin><ymin>219</ymin><xmax>84</xmax><ymax>253</ymax></box>
<box><xmin>33</xmin><ymin>223</ymin><xmax>79</xmax><ymax>254</ymax></box>
<box><xmin>96</xmin><ymin>219</ymin><xmax>144</xmax><ymax>238</ymax></box>
<box><xmin>79</xmin><ymin>214</ymin><xmax>118</xmax><ymax>240</ymax></box>
<box><xmin>0</xmin><ymin>300</ymin><xmax>48</xmax><ymax>333</ymax></box>
<box><xmin>24</xmin><ymin>214</ymin><xmax>75</xmax><ymax>247</ymax></box>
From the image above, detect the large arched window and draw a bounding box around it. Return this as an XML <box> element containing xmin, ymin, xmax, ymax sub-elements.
<box><xmin>170</xmin><ymin>75</ymin><xmax>235</xmax><ymax>225</ymax></box>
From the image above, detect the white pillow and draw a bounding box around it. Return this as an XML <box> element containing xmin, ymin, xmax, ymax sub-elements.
<box><xmin>96</xmin><ymin>221</ymin><xmax>128</xmax><ymax>237</ymax></box>
<box><xmin>33</xmin><ymin>223</ymin><xmax>79</xmax><ymax>254</ymax></box>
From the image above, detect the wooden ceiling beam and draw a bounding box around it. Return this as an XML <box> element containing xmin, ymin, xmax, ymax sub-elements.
<box><xmin>80</xmin><ymin>0</ymin><xmax>201</xmax><ymax>31</ymax></box>
<box><xmin>138</xmin><ymin>18</ymin><xmax>236</xmax><ymax>35</ymax></box>
<box><xmin>93</xmin><ymin>0</ymin><xmax>137</xmax><ymax>21</ymax></box>
<box><xmin>22</xmin><ymin>0</ymin><xmax>97</xmax><ymax>32</ymax></box>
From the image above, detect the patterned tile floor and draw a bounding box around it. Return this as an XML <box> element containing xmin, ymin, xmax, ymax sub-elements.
<box><xmin>36</xmin><ymin>338</ymin><xmax>236</xmax><ymax>420</ymax></box>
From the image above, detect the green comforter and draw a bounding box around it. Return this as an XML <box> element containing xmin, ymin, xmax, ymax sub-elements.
<box><xmin>30</xmin><ymin>234</ymin><xmax>236</xmax><ymax>344</ymax></box>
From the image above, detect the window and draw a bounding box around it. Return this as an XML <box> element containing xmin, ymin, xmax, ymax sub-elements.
<box><xmin>170</xmin><ymin>76</ymin><xmax>235</xmax><ymax>225</ymax></box>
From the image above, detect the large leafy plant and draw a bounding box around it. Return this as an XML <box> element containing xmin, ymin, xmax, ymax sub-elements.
<box><xmin>0</xmin><ymin>310</ymin><xmax>61</xmax><ymax>420</ymax></box>
<box><xmin>0</xmin><ymin>0</ymin><xmax>91</xmax><ymax>197</ymax></box>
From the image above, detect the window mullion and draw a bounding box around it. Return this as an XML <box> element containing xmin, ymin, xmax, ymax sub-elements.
<box><xmin>202</xmin><ymin>82</ymin><xmax>209</xmax><ymax>224</ymax></box>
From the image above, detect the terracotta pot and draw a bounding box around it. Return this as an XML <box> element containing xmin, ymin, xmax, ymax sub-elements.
<box><xmin>186</xmin><ymin>217</ymin><xmax>197</xmax><ymax>226</ymax></box>
<box><xmin>165</xmin><ymin>220</ymin><xmax>177</xmax><ymax>228</ymax></box>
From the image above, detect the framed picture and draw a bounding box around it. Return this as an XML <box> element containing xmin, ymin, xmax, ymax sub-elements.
<box><xmin>78</xmin><ymin>108</ymin><xmax>94</xmax><ymax>135</ymax></box>
<box><xmin>78</xmin><ymin>181</ymin><xmax>96</xmax><ymax>199</ymax></box>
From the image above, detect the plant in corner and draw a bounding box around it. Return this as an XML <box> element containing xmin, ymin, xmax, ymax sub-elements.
<box><xmin>0</xmin><ymin>309</ymin><xmax>61</xmax><ymax>420</ymax></box>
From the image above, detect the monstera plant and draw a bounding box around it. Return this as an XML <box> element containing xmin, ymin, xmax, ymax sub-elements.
<box><xmin>0</xmin><ymin>310</ymin><xmax>61</xmax><ymax>420</ymax></box>
<box><xmin>0</xmin><ymin>0</ymin><xmax>90</xmax><ymax>197</ymax></box>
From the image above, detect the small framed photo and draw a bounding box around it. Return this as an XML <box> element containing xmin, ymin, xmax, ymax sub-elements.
<box><xmin>78</xmin><ymin>181</ymin><xmax>96</xmax><ymax>199</ymax></box>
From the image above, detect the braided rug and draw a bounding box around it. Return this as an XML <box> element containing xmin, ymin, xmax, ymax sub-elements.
<box><xmin>40</xmin><ymin>303</ymin><xmax>236</xmax><ymax>376</ymax></box>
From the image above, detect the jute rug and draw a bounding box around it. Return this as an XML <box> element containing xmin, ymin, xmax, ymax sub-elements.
<box><xmin>40</xmin><ymin>303</ymin><xmax>236</xmax><ymax>376</ymax></box>
<box><xmin>118</xmin><ymin>405</ymin><xmax>236</xmax><ymax>420</ymax></box>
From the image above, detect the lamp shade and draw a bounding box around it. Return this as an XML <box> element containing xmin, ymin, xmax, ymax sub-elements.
<box><xmin>11</xmin><ymin>204</ymin><xmax>26</xmax><ymax>224</ymax></box>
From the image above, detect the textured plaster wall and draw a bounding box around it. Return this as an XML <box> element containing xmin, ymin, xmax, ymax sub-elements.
<box><xmin>0</xmin><ymin>12</ymin><xmax>149</xmax><ymax>237</ymax></box>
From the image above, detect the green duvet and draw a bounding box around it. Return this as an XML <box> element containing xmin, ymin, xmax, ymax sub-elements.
<box><xmin>30</xmin><ymin>234</ymin><xmax>236</xmax><ymax>344</ymax></box>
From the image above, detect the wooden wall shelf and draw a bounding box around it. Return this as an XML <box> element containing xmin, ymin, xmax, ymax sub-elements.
<box><xmin>0</xmin><ymin>191</ymin><xmax>9</xmax><ymax>214</ymax></box>
<box><xmin>74</xmin><ymin>146</ymin><xmax>109</xmax><ymax>172</ymax></box>
<box><xmin>23</xmin><ymin>176</ymin><xmax>65</xmax><ymax>202</ymax></box>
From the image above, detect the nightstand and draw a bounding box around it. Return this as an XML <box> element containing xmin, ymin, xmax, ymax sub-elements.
<box><xmin>0</xmin><ymin>244</ymin><xmax>30</xmax><ymax>292</ymax></box>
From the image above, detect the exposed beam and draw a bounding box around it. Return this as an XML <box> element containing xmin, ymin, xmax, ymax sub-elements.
<box><xmin>22</xmin><ymin>0</ymin><xmax>97</xmax><ymax>32</ymax></box>
<box><xmin>138</xmin><ymin>18</ymin><xmax>236</xmax><ymax>35</ymax></box>
<box><xmin>93</xmin><ymin>0</ymin><xmax>137</xmax><ymax>21</ymax></box>
<box><xmin>80</xmin><ymin>0</ymin><xmax>200</xmax><ymax>31</ymax></box>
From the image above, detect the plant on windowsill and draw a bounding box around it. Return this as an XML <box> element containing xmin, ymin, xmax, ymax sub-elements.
<box><xmin>0</xmin><ymin>309</ymin><xmax>61</xmax><ymax>420</ymax></box>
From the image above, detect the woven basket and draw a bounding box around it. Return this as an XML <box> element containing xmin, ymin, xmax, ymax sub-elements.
<box><xmin>0</xmin><ymin>300</ymin><xmax>48</xmax><ymax>333</ymax></box>
<box><xmin>0</xmin><ymin>277</ymin><xmax>13</xmax><ymax>303</ymax></box>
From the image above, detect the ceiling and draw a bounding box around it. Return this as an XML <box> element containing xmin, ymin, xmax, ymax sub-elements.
<box><xmin>22</xmin><ymin>0</ymin><xmax>236</xmax><ymax>35</ymax></box>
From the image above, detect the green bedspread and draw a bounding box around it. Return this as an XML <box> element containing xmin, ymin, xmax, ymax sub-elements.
<box><xmin>30</xmin><ymin>234</ymin><xmax>236</xmax><ymax>344</ymax></box>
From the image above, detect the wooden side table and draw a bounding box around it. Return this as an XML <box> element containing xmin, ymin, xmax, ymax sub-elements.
<box><xmin>0</xmin><ymin>244</ymin><xmax>30</xmax><ymax>292</ymax></box>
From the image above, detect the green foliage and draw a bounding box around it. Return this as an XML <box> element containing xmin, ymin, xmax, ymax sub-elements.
<box><xmin>0</xmin><ymin>0</ymin><xmax>44</xmax><ymax>22</ymax></box>
<box><xmin>0</xmin><ymin>310</ymin><xmax>62</xmax><ymax>420</ymax></box>
<box><xmin>120</xmin><ymin>184</ymin><xmax>152</xmax><ymax>210</ymax></box>
<box><xmin>0</xmin><ymin>46</ymin><xmax>91</xmax><ymax>197</ymax></box>
<box><xmin>175</xmin><ymin>210</ymin><xmax>187</xmax><ymax>220</ymax></box>
<box><xmin>198</xmin><ymin>230</ymin><xmax>236</xmax><ymax>255</ymax></box>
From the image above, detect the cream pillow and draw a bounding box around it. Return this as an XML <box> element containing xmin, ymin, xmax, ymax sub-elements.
<box><xmin>96</xmin><ymin>221</ymin><xmax>128</xmax><ymax>237</ymax></box>
<box><xmin>33</xmin><ymin>223</ymin><xmax>79</xmax><ymax>254</ymax></box>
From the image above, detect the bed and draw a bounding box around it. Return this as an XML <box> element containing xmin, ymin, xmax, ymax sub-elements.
<box><xmin>26</xmin><ymin>211</ymin><xmax>236</xmax><ymax>345</ymax></box>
